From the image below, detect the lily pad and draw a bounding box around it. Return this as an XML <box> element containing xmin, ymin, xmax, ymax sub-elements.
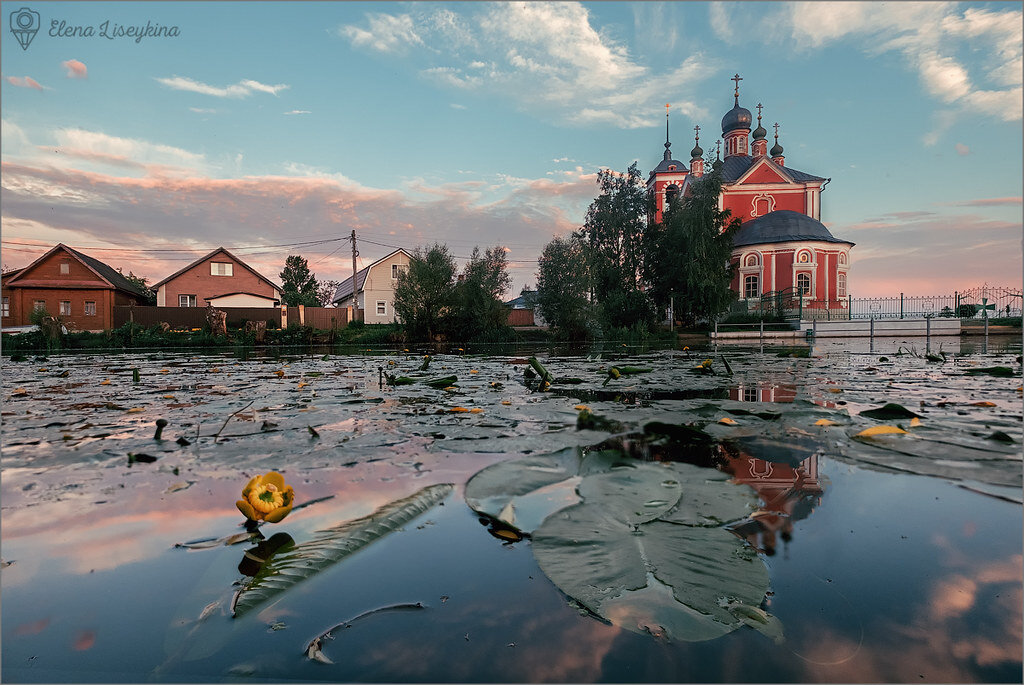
<box><xmin>859</xmin><ymin>403</ymin><xmax>921</xmax><ymax>420</ymax></box>
<box><xmin>576</xmin><ymin>461</ymin><xmax>682</xmax><ymax>524</ymax></box>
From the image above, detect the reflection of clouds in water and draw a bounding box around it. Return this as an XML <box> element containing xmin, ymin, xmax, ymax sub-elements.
<box><xmin>797</xmin><ymin>555</ymin><xmax>1022</xmax><ymax>682</ymax></box>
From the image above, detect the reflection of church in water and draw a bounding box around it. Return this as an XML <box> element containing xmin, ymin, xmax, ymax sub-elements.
<box><xmin>648</xmin><ymin>74</ymin><xmax>855</xmax><ymax>316</ymax></box>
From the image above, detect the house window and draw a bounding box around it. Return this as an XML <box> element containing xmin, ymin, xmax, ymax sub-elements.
<box><xmin>33</xmin><ymin>300</ymin><xmax>46</xmax><ymax>312</ymax></box>
<box><xmin>211</xmin><ymin>262</ymin><xmax>233</xmax><ymax>276</ymax></box>
<box><xmin>59</xmin><ymin>301</ymin><xmax>72</xmax><ymax>316</ymax></box>
<box><xmin>744</xmin><ymin>275</ymin><xmax>760</xmax><ymax>299</ymax></box>
<box><xmin>837</xmin><ymin>273</ymin><xmax>847</xmax><ymax>298</ymax></box>
<box><xmin>796</xmin><ymin>273</ymin><xmax>812</xmax><ymax>296</ymax></box>
<box><xmin>2</xmin><ymin>297</ymin><xmax>8</xmax><ymax>317</ymax></box>
<box><xmin>84</xmin><ymin>301</ymin><xmax>97</xmax><ymax>316</ymax></box>
<box><xmin>179</xmin><ymin>294</ymin><xmax>197</xmax><ymax>307</ymax></box>
<box><xmin>376</xmin><ymin>301</ymin><xmax>387</xmax><ymax>316</ymax></box>
<box><xmin>391</xmin><ymin>264</ymin><xmax>407</xmax><ymax>279</ymax></box>
<box><xmin>60</xmin><ymin>261</ymin><xmax>70</xmax><ymax>275</ymax></box>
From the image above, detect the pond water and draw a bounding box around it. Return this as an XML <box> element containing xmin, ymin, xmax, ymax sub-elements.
<box><xmin>2</xmin><ymin>337</ymin><xmax>1021</xmax><ymax>683</ymax></box>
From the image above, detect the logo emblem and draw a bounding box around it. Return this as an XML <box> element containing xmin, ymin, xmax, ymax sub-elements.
<box><xmin>10</xmin><ymin>7</ymin><xmax>40</xmax><ymax>50</ymax></box>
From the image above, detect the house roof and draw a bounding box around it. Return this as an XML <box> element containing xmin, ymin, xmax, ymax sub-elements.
<box><xmin>331</xmin><ymin>248</ymin><xmax>413</xmax><ymax>304</ymax></box>
<box><xmin>204</xmin><ymin>291</ymin><xmax>280</xmax><ymax>302</ymax></box>
<box><xmin>733</xmin><ymin>210</ymin><xmax>854</xmax><ymax>247</ymax></box>
<box><xmin>720</xmin><ymin>155</ymin><xmax>826</xmax><ymax>184</ymax></box>
<box><xmin>5</xmin><ymin>243</ymin><xmax>149</xmax><ymax>297</ymax></box>
<box><xmin>152</xmin><ymin>247</ymin><xmax>282</xmax><ymax>292</ymax></box>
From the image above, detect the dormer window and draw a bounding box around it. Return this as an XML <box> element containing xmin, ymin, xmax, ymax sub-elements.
<box><xmin>668</xmin><ymin>165</ymin><xmax>676</xmax><ymax>171</ymax></box>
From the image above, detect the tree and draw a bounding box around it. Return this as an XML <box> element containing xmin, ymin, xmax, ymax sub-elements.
<box><xmin>117</xmin><ymin>268</ymin><xmax>156</xmax><ymax>305</ymax></box>
<box><xmin>279</xmin><ymin>255</ymin><xmax>320</xmax><ymax>307</ymax></box>
<box><xmin>581</xmin><ymin>163</ymin><xmax>657</xmax><ymax>331</ymax></box>
<box><xmin>316</xmin><ymin>279</ymin><xmax>341</xmax><ymax>308</ymax></box>
<box><xmin>393</xmin><ymin>244</ymin><xmax>457</xmax><ymax>341</ymax></box>
<box><xmin>536</xmin><ymin>233</ymin><xmax>595</xmax><ymax>339</ymax></box>
<box><xmin>448</xmin><ymin>246</ymin><xmax>512</xmax><ymax>341</ymax></box>
<box><xmin>647</xmin><ymin>165</ymin><xmax>739</xmax><ymax>326</ymax></box>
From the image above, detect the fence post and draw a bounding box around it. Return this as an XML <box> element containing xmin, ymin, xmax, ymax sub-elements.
<box><xmin>759</xmin><ymin>319</ymin><xmax>763</xmax><ymax>341</ymax></box>
<box><xmin>298</xmin><ymin>304</ymin><xmax>305</xmax><ymax>327</ymax></box>
<box><xmin>870</xmin><ymin>316</ymin><xmax>874</xmax><ymax>339</ymax></box>
<box><xmin>899</xmin><ymin>293</ymin><xmax>904</xmax><ymax>319</ymax></box>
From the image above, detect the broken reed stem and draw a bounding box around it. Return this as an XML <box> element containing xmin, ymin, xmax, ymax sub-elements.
<box><xmin>215</xmin><ymin>400</ymin><xmax>255</xmax><ymax>443</ymax></box>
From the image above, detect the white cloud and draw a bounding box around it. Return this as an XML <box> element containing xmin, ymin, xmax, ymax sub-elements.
<box><xmin>53</xmin><ymin>129</ymin><xmax>205</xmax><ymax>169</ymax></box>
<box><xmin>155</xmin><ymin>76</ymin><xmax>288</xmax><ymax>98</ymax></box>
<box><xmin>284</xmin><ymin>110</ymin><xmax>311</xmax><ymax>115</ymax></box>
<box><xmin>450</xmin><ymin>103</ymin><xmax>467</xmax><ymax>110</ymax></box>
<box><xmin>337</xmin><ymin>2</ymin><xmax>713</xmax><ymax>130</ymax></box>
<box><xmin>338</xmin><ymin>13</ymin><xmax>423</xmax><ymax>54</ymax></box>
<box><xmin>713</xmin><ymin>2</ymin><xmax>1023</xmax><ymax>123</ymax></box>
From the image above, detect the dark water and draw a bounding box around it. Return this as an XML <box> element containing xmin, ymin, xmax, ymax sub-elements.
<box><xmin>2</xmin><ymin>339</ymin><xmax>1021</xmax><ymax>683</ymax></box>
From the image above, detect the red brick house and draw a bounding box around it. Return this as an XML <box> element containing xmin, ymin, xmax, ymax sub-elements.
<box><xmin>153</xmin><ymin>247</ymin><xmax>281</xmax><ymax>308</ymax></box>
<box><xmin>1</xmin><ymin>244</ymin><xmax>150</xmax><ymax>331</ymax></box>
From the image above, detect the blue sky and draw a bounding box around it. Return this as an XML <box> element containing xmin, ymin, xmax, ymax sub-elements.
<box><xmin>2</xmin><ymin>1</ymin><xmax>1021</xmax><ymax>298</ymax></box>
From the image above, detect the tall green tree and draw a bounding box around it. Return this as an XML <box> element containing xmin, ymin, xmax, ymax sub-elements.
<box><xmin>536</xmin><ymin>233</ymin><xmax>595</xmax><ymax>340</ymax></box>
<box><xmin>280</xmin><ymin>255</ymin><xmax>320</xmax><ymax>307</ymax></box>
<box><xmin>647</xmin><ymin>165</ymin><xmax>740</xmax><ymax>326</ymax></box>
<box><xmin>448</xmin><ymin>246</ymin><xmax>512</xmax><ymax>341</ymax></box>
<box><xmin>393</xmin><ymin>244</ymin><xmax>457</xmax><ymax>341</ymax></box>
<box><xmin>582</xmin><ymin>162</ymin><xmax>657</xmax><ymax>331</ymax></box>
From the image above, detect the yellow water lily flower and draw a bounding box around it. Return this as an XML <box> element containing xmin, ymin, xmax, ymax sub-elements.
<box><xmin>718</xmin><ymin>417</ymin><xmax>738</xmax><ymax>425</ymax></box>
<box><xmin>236</xmin><ymin>472</ymin><xmax>295</xmax><ymax>523</ymax></box>
<box><xmin>909</xmin><ymin>417</ymin><xmax>922</xmax><ymax>427</ymax></box>
<box><xmin>814</xmin><ymin>418</ymin><xmax>840</xmax><ymax>426</ymax></box>
<box><xmin>856</xmin><ymin>425</ymin><xmax>907</xmax><ymax>437</ymax></box>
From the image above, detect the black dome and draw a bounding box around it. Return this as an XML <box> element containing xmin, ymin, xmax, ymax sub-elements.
<box><xmin>752</xmin><ymin>123</ymin><xmax>767</xmax><ymax>140</ymax></box>
<box><xmin>721</xmin><ymin>103</ymin><xmax>752</xmax><ymax>135</ymax></box>
<box><xmin>690</xmin><ymin>144</ymin><xmax>703</xmax><ymax>160</ymax></box>
<box><xmin>734</xmin><ymin>210</ymin><xmax>854</xmax><ymax>247</ymax></box>
<box><xmin>770</xmin><ymin>140</ymin><xmax>784</xmax><ymax>156</ymax></box>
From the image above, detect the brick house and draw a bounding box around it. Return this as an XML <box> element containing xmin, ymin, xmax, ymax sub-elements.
<box><xmin>1</xmin><ymin>243</ymin><xmax>150</xmax><ymax>331</ymax></box>
<box><xmin>152</xmin><ymin>247</ymin><xmax>282</xmax><ymax>308</ymax></box>
<box><xmin>332</xmin><ymin>248</ymin><xmax>412</xmax><ymax>324</ymax></box>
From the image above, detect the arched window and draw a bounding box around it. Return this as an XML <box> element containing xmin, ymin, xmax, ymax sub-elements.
<box><xmin>665</xmin><ymin>184</ymin><xmax>679</xmax><ymax>207</ymax></box>
<box><xmin>796</xmin><ymin>250</ymin><xmax>812</xmax><ymax>264</ymax></box>
<box><xmin>744</xmin><ymin>253</ymin><xmax>759</xmax><ymax>267</ymax></box>
<box><xmin>838</xmin><ymin>252</ymin><xmax>848</xmax><ymax>265</ymax></box>
<box><xmin>744</xmin><ymin>274</ymin><xmax>760</xmax><ymax>299</ymax></box>
<box><xmin>796</xmin><ymin>273</ymin><xmax>812</xmax><ymax>295</ymax></box>
<box><xmin>837</xmin><ymin>273</ymin><xmax>847</xmax><ymax>298</ymax></box>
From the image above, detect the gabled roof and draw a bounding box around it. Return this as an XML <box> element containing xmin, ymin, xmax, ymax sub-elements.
<box><xmin>152</xmin><ymin>247</ymin><xmax>282</xmax><ymax>293</ymax></box>
<box><xmin>720</xmin><ymin>156</ymin><xmax>825</xmax><ymax>184</ymax></box>
<box><xmin>332</xmin><ymin>248</ymin><xmax>413</xmax><ymax>304</ymax></box>
<box><xmin>5</xmin><ymin>243</ymin><xmax>149</xmax><ymax>297</ymax></box>
<box><xmin>734</xmin><ymin>210</ymin><xmax>854</xmax><ymax>247</ymax></box>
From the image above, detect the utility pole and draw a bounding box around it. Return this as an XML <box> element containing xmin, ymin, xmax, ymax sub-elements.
<box><xmin>350</xmin><ymin>230</ymin><xmax>359</xmax><ymax>324</ymax></box>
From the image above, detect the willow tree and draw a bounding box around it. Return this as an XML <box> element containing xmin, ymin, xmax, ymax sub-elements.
<box><xmin>648</xmin><ymin>164</ymin><xmax>740</xmax><ymax>326</ymax></box>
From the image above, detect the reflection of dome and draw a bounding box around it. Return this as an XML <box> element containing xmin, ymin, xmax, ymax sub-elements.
<box><xmin>721</xmin><ymin>103</ymin><xmax>752</xmax><ymax>135</ymax></box>
<box><xmin>734</xmin><ymin>210</ymin><xmax>854</xmax><ymax>247</ymax></box>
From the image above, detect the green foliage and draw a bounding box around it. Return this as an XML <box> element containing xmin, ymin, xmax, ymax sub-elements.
<box><xmin>582</xmin><ymin>163</ymin><xmax>657</xmax><ymax>331</ymax></box>
<box><xmin>393</xmin><ymin>243</ymin><xmax>457</xmax><ymax>341</ymax></box>
<box><xmin>280</xmin><ymin>255</ymin><xmax>321</xmax><ymax>307</ymax></box>
<box><xmin>317</xmin><ymin>279</ymin><xmax>342</xmax><ymax>309</ymax></box>
<box><xmin>536</xmin><ymin>234</ymin><xmax>596</xmax><ymax>340</ymax></box>
<box><xmin>28</xmin><ymin>306</ymin><xmax>52</xmax><ymax>326</ymax></box>
<box><xmin>447</xmin><ymin>246</ymin><xmax>513</xmax><ymax>342</ymax></box>
<box><xmin>117</xmin><ymin>269</ymin><xmax>157</xmax><ymax>305</ymax></box>
<box><xmin>647</xmin><ymin>166</ymin><xmax>740</xmax><ymax>326</ymax></box>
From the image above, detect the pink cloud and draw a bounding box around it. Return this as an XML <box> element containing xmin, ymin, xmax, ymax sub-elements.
<box><xmin>6</xmin><ymin>76</ymin><xmax>43</xmax><ymax>90</ymax></box>
<box><xmin>61</xmin><ymin>59</ymin><xmax>88</xmax><ymax>79</ymax></box>
<box><xmin>951</xmin><ymin>197</ymin><xmax>1022</xmax><ymax>207</ymax></box>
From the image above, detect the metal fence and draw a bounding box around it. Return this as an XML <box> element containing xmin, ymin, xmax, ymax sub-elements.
<box><xmin>113</xmin><ymin>305</ymin><xmax>352</xmax><ymax>330</ymax></box>
<box><xmin>849</xmin><ymin>286</ymin><xmax>1022</xmax><ymax>320</ymax></box>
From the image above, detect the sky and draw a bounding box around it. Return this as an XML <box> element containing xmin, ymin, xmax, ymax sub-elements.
<box><xmin>1</xmin><ymin>1</ymin><xmax>1021</xmax><ymax>299</ymax></box>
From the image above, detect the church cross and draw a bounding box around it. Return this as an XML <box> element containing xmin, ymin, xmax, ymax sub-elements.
<box><xmin>773</xmin><ymin>122</ymin><xmax>780</xmax><ymax>139</ymax></box>
<box><xmin>731</xmin><ymin>73</ymin><xmax>742</xmax><ymax>103</ymax></box>
<box><xmin>756</xmin><ymin>103</ymin><xmax>763</xmax><ymax>123</ymax></box>
<box><xmin>694</xmin><ymin>124</ymin><xmax>700</xmax><ymax>144</ymax></box>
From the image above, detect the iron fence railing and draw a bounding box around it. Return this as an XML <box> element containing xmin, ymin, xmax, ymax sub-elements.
<box><xmin>849</xmin><ymin>287</ymin><xmax>1022</xmax><ymax>320</ymax></box>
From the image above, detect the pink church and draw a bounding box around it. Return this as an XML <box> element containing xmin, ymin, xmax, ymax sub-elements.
<box><xmin>648</xmin><ymin>75</ymin><xmax>854</xmax><ymax>316</ymax></box>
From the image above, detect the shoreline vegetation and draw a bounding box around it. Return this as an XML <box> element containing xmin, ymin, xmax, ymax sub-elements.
<box><xmin>1</xmin><ymin>317</ymin><xmax>1016</xmax><ymax>356</ymax></box>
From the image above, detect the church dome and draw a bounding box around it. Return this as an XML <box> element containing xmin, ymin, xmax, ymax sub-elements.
<box><xmin>721</xmin><ymin>103</ymin><xmax>752</xmax><ymax>135</ymax></box>
<box><xmin>752</xmin><ymin>123</ymin><xmax>767</xmax><ymax>140</ymax></box>
<box><xmin>690</xmin><ymin>143</ymin><xmax>703</xmax><ymax>160</ymax></box>
<box><xmin>733</xmin><ymin>210</ymin><xmax>854</xmax><ymax>247</ymax></box>
<box><xmin>770</xmin><ymin>139</ymin><xmax>784</xmax><ymax>157</ymax></box>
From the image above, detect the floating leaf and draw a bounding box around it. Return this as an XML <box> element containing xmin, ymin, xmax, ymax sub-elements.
<box><xmin>971</xmin><ymin>401</ymin><xmax>997</xmax><ymax>408</ymax></box>
<box><xmin>814</xmin><ymin>419</ymin><xmax>840</xmax><ymax>427</ymax></box>
<box><xmin>576</xmin><ymin>462</ymin><xmax>682</xmax><ymax>525</ymax></box>
<box><xmin>859</xmin><ymin>403</ymin><xmax>920</xmax><ymax>420</ymax></box>
<box><xmin>856</xmin><ymin>425</ymin><xmax>908</xmax><ymax>437</ymax></box>
<box><xmin>231</xmin><ymin>483</ymin><xmax>452</xmax><ymax>616</ymax></box>
<box><xmin>965</xmin><ymin>366</ymin><xmax>1015</xmax><ymax>377</ymax></box>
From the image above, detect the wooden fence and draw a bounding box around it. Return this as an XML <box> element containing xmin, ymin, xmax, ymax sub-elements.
<box><xmin>113</xmin><ymin>305</ymin><xmax>352</xmax><ymax>330</ymax></box>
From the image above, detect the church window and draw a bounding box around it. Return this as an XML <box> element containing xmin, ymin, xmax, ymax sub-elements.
<box><xmin>796</xmin><ymin>273</ymin><xmax>812</xmax><ymax>295</ymax></box>
<box><xmin>744</xmin><ymin>253</ymin><xmax>759</xmax><ymax>267</ymax></box>
<box><xmin>796</xmin><ymin>250</ymin><xmax>812</xmax><ymax>264</ymax></box>
<box><xmin>838</xmin><ymin>252</ymin><xmax>847</xmax><ymax>265</ymax></box>
<box><xmin>752</xmin><ymin>194</ymin><xmax>775</xmax><ymax>218</ymax></box>
<box><xmin>744</xmin><ymin>275</ymin><xmax>760</xmax><ymax>299</ymax></box>
<box><xmin>665</xmin><ymin>185</ymin><xmax>679</xmax><ymax>207</ymax></box>
<box><xmin>837</xmin><ymin>273</ymin><xmax>847</xmax><ymax>298</ymax></box>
